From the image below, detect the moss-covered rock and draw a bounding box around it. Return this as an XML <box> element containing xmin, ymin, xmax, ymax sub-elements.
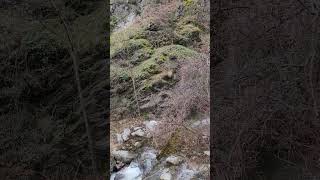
<box><xmin>111</xmin><ymin>38</ymin><xmax>151</xmax><ymax>59</ymax></box>
<box><xmin>131</xmin><ymin>47</ymin><xmax>154</xmax><ymax>65</ymax></box>
<box><xmin>110</xmin><ymin>43</ymin><xmax>199</xmax><ymax>119</ymax></box>
<box><xmin>175</xmin><ymin>23</ymin><xmax>201</xmax><ymax>45</ymax></box>
<box><xmin>183</xmin><ymin>0</ymin><xmax>194</xmax><ymax>6</ymax></box>
<box><xmin>131</xmin><ymin>45</ymin><xmax>197</xmax><ymax>79</ymax></box>
<box><xmin>132</xmin><ymin>58</ymin><xmax>160</xmax><ymax>80</ymax></box>
<box><xmin>140</xmin><ymin>15</ymin><xmax>178</xmax><ymax>48</ymax></box>
<box><xmin>177</xmin><ymin>16</ymin><xmax>207</xmax><ymax>31</ymax></box>
<box><xmin>153</xmin><ymin>45</ymin><xmax>199</xmax><ymax>62</ymax></box>
<box><xmin>123</xmin><ymin>45</ymin><xmax>195</xmax><ymax>79</ymax></box>
<box><xmin>143</xmin><ymin>27</ymin><xmax>176</xmax><ymax>48</ymax></box>
<box><xmin>111</xmin><ymin>44</ymin><xmax>198</xmax><ymax>87</ymax></box>
<box><xmin>112</xmin><ymin>24</ymin><xmax>144</xmax><ymax>42</ymax></box>
<box><xmin>110</xmin><ymin>25</ymin><xmax>145</xmax><ymax>58</ymax></box>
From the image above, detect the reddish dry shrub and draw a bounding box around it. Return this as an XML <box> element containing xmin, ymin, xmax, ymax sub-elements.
<box><xmin>153</xmin><ymin>54</ymin><xmax>210</xmax><ymax>151</ymax></box>
<box><xmin>183</xmin><ymin>0</ymin><xmax>210</xmax><ymax>29</ymax></box>
<box><xmin>135</xmin><ymin>0</ymin><xmax>178</xmax><ymax>26</ymax></box>
<box><xmin>136</xmin><ymin>1</ymin><xmax>180</xmax><ymax>48</ymax></box>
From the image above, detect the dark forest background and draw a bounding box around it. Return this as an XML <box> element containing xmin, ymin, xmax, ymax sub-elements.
<box><xmin>0</xmin><ymin>0</ymin><xmax>108</xmax><ymax>179</ymax></box>
<box><xmin>212</xmin><ymin>0</ymin><xmax>320</xmax><ymax>179</ymax></box>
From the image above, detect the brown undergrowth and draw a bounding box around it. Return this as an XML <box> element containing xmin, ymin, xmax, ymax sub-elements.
<box><xmin>153</xmin><ymin>54</ymin><xmax>210</xmax><ymax>156</ymax></box>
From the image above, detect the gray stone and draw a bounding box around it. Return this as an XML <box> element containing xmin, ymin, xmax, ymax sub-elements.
<box><xmin>191</xmin><ymin>118</ymin><xmax>210</xmax><ymax>128</ymax></box>
<box><xmin>134</xmin><ymin>142</ymin><xmax>142</xmax><ymax>148</ymax></box>
<box><xmin>140</xmin><ymin>100</ymin><xmax>157</xmax><ymax>111</ymax></box>
<box><xmin>144</xmin><ymin>120</ymin><xmax>158</xmax><ymax>137</ymax></box>
<box><xmin>112</xmin><ymin>150</ymin><xmax>137</xmax><ymax>163</ymax></box>
<box><xmin>176</xmin><ymin>164</ymin><xmax>196</xmax><ymax>180</ymax></box>
<box><xmin>160</xmin><ymin>169</ymin><xmax>172</xmax><ymax>180</ymax></box>
<box><xmin>166</xmin><ymin>155</ymin><xmax>183</xmax><ymax>165</ymax></box>
<box><xmin>204</xmin><ymin>151</ymin><xmax>210</xmax><ymax>156</ymax></box>
<box><xmin>131</xmin><ymin>129</ymin><xmax>145</xmax><ymax>137</ymax></box>
<box><xmin>116</xmin><ymin>133</ymin><xmax>124</xmax><ymax>144</ymax></box>
<box><xmin>122</xmin><ymin>128</ymin><xmax>131</xmax><ymax>141</ymax></box>
<box><xmin>133</xmin><ymin>127</ymin><xmax>143</xmax><ymax>131</ymax></box>
<box><xmin>138</xmin><ymin>148</ymin><xmax>158</xmax><ymax>175</ymax></box>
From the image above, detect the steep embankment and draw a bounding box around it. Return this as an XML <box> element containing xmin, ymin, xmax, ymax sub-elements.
<box><xmin>110</xmin><ymin>0</ymin><xmax>210</xmax><ymax>179</ymax></box>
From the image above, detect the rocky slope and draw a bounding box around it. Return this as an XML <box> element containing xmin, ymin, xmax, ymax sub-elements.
<box><xmin>110</xmin><ymin>118</ymin><xmax>210</xmax><ymax>179</ymax></box>
<box><xmin>110</xmin><ymin>0</ymin><xmax>210</xmax><ymax>179</ymax></box>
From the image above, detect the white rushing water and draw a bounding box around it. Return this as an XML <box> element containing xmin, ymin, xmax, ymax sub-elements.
<box><xmin>111</xmin><ymin>162</ymin><xmax>142</xmax><ymax>180</ymax></box>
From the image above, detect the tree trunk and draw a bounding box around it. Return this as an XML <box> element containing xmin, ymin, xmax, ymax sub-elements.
<box><xmin>70</xmin><ymin>51</ymin><xmax>98</xmax><ymax>174</ymax></box>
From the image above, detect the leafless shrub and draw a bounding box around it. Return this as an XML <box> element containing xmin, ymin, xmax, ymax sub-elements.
<box><xmin>153</xmin><ymin>54</ymin><xmax>209</xmax><ymax>151</ymax></box>
<box><xmin>136</xmin><ymin>0</ymin><xmax>178</xmax><ymax>26</ymax></box>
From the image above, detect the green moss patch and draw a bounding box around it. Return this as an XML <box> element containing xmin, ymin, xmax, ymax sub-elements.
<box><xmin>183</xmin><ymin>0</ymin><xmax>194</xmax><ymax>6</ymax></box>
<box><xmin>132</xmin><ymin>58</ymin><xmax>160</xmax><ymax>80</ymax></box>
<box><xmin>111</xmin><ymin>45</ymin><xmax>198</xmax><ymax>82</ymax></box>
<box><xmin>110</xmin><ymin>25</ymin><xmax>146</xmax><ymax>58</ymax></box>
<box><xmin>178</xmin><ymin>24</ymin><xmax>201</xmax><ymax>37</ymax></box>
<box><xmin>177</xmin><ymin>16</ymin><xmax>206</xmax><ymax>31</ymax></box>
<box><xmin>111</xmin><ymin>38</ymin><xmax>151</xmax><ymax>59</ymax></box>
<box><xmin>110</xmin><ymin>65</ymin><xmax>130</xmax><ymax>82</ymax></box>
<box><xmin>133</xmin><ymin>45</ymin><xmax>197</xmax><ymax>79</ymax></box>
<box><xmin>153</xmin><ymin>45</ymin><xmax>198</xmax><ymax>62</ymax></box>
<box><xmin>110</xmin><ymin>44</ymin><xmax>199</xmax><ymax>110</ymax></box>
<box><xmin>111</xmin><ymin>25</ymin><xmax>144</xmax><ymax>43</ymax></box>
<box><xmin>131</xmin><ymin>47</ymin><xmax>154</xmax><ymax>65</ymax></box>
<box><xmin>175</xmin><ymin>23</ymin><xmax>201</xmax><ymax>45</ymax></box>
